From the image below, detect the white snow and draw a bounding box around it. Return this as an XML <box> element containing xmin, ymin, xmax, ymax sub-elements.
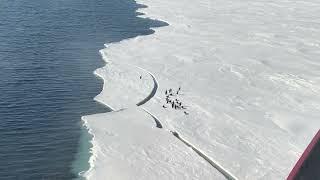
<box><xmin>83</xmin><ymin>0</ymin><xmax>320</xmax><ymax>179</ymax></box>
<box><xmin>93</xmin><ymin>59</ymin><xmax>155</xmax><ymax>110</ymax></box>
<box><xmin>82</xmin><ymin>108</ymin><xmax>226</xmax><ymax>180</ymax></box>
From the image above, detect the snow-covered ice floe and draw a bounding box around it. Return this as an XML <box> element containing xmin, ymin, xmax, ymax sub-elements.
<box><xmin>83</xmin><ymin>0</ymin><xmax>320</xmax><ymax>179</ymax></box>
<box><xmin>82</xmin><ymin>108</ymin><xmax>226</xmax><ymax>179</ymax></box>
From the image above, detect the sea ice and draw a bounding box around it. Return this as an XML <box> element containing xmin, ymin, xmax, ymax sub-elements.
<box><xmin>84</xmin><ymin>0</ymin><xmax>320</xmax><ymax>179</ymax></box>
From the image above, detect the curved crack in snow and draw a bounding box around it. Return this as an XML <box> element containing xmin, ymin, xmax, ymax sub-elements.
<box><xmin>142</xmin><ymin>108</ymin><xmax>163</xmax><ymax>128</ymax></box>
<box><xmin>134</xmin><ymin>65</ymin><xmax>158</xmax><ymax>106</ymax></box>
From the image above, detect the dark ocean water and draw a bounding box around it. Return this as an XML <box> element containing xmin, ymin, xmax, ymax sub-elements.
<box><xmin>0</xmin><ymin>0</ymin><xmax>166</xmax><ymax>179</ymax></box>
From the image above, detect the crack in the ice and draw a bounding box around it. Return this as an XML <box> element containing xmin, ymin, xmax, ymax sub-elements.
<box><xmin>142</xmin><ymin>108</ymin><xmax>163</xmax><ymax>128</ymax></box>
<box><xmin>134</xmin><ymin>66</ymin><xmax>158</xmax><ymax>106</ymax></box>
<box><xmin>142</xmin><ymin>107</ymin><xmax>238</xmax><ymax>180</ymax></box>
<box><xmin>150</xmin><ymin>114</ymin><xmax>163</xmax><ymax>128</ymax></box>
<box><xmin>171</xmin><ymin>131</ymin><xmax>238</xmax><ymax>180</ymax></box>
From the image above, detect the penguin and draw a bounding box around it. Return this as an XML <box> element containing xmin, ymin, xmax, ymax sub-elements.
<box><xmin>184</xmin><ymin>111</ymin><xmax>189</xmax><ymax>115</ymax></box>
<box><xmin>177</xmin><ymin>87</ymin><xmax>181</xmax><ymax>94</ymax></box>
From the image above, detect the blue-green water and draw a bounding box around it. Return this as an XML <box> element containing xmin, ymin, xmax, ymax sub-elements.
<box><xmin>0</xmin><ymin>0</ymin><xmax>166</xmax><ymax>179</ymax></box>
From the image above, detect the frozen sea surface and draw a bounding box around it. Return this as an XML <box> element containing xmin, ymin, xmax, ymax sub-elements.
<box><xmin>85</xmin><ymin>0</ymin><xmax>320</xmax><ymax>179</ymax></box>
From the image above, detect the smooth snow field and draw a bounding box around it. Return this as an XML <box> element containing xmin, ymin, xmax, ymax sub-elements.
<box><xmin>83</xmin><ymin>0</ymin><xmax>320</xmax><ymax>179</ymax></box>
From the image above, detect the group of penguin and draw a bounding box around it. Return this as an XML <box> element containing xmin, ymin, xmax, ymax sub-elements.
<box><xmin>138</xmin><ymin>75</ymin><xmax>189</xmax><ymax>115</ymax></box>
<box><xmin>162</xmin><ymin>87</ymin><xmax>189</xmax><ymax>115</ymax></box>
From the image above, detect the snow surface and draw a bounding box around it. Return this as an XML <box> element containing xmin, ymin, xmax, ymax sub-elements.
<box><xmin>83</xmin><ymin>108</ymin><xmax>226</xmax><ymax>179</ymax></box>
<box><xmin>83</xmin><ymin>0</ymin><xmax>320</xmax><ymax>179</ymax></box>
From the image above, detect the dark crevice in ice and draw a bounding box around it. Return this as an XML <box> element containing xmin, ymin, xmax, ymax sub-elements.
<box><xmin>151</xmin><ymin>115</ymin><xmax>163</xmax><ymax>129</ymax></box>
<box><xmin>142</xmin><ymin>108</ymin><xmax>162</xmax><ymax>128</ymax></box>
<box><xmin>171</xmin><ymin>131</ymin><xmax>238</xmax><ymax>180</ymax></box>
<box><xmin>136</xmin><ymin>69</ymin><xmax>158</xmax><ymax>107</ymax></box>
